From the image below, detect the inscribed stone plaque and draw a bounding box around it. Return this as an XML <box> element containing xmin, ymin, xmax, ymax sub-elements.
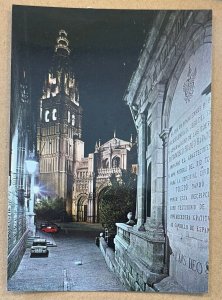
<box><xmin>167</xmin><ymin>43</ymin><xmax>211</xmax><ymax>292</ymax></box>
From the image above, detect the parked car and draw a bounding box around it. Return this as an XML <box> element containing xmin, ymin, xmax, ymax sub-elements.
<box><xmin>40</xmin><ymin>222</ymin><xmax>61</xmax><ymax>231</ymax></box>
<box><xmin>41</xmin><ymin>225</ymin><xmax>59</xmax><ymax>233</ymax></box>
<box><xmin>30</xmin><ymin>239</ymin><xmax>49</xmax><ymax>257</ymax></box>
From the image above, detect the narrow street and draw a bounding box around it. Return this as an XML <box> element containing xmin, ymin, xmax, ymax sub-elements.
<box><xmin>8</xmin><ymin>223</ymin><xmax>126</xmax><ymax>292</ymax></box>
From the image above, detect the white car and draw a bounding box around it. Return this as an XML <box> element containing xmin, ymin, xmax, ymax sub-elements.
<box><xmin>30</xmin><ymin>238</ymin><xmax>49</xmax><ymax>257</ymax></box>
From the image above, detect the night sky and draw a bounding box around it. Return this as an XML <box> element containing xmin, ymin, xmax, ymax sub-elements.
<box><xmin>12</xmin><ymin>5</ymin><xmax>156</xmax><ymax>155</ymax></box>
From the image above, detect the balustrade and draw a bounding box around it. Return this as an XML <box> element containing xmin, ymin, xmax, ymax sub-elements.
<box><xmin>97</xmin><ymin>167</ymin><xmax>121</xmax><ymax>177</ymax></box>
<box><xmin>116</xmin><ymin>223</ymin><xmax>132</xmax><ymax>246</ymax></box>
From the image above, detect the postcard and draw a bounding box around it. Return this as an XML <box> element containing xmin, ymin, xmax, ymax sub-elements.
<box><xmin>7</xmin><ymin>5</ymin><xmax>212</xmax><ymax>293</ymax></box>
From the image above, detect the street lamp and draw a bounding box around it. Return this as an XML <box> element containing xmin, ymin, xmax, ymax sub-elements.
<box><xmin>25</xmin><ymin>157</ymin><xmax>39</xmax><ymax>237</ymax></box>
<box><xmin>33</xmin><ymin>185</ymin><xmax>40</xmax><ymax>194</ymax></box>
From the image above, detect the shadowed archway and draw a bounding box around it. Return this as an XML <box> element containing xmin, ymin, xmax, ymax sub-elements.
<box><xmin>77</xmin><ymin>195</ymin><xmax>88</xmax><ymax>222</ymax></box>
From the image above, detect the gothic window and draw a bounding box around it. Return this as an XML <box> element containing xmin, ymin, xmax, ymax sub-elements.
<box><xmin>112</xmin><ymin>156</ymin><xmax>120</xmax><ymax>168</ymax></box>
<box><xmin>68</xmin><ymin>110</ymin><xmax>70</xmax><ymax>123</ymax></box>
<box><xmin>102</xmin><ymin>158</ymin><xmax>109</xmax><ymax>169</ymax></box>
<box><xmin>66</xmin><ymin>141</ymin><xmax>68</xmax><ymax>154</ymax></box>
<box><xmin>72</xmin><ymin>114</ymin><xmax>75</xmax><ymax>126</ymax></box>
<box><xmin>45</xmin><ymin>110</ymin><xmax>50</xmax><ymax>122</ymax></box>
<box><xmin>52</xmin><ymin>108</ymin><xmax>57</xmax><ymax>121</ymax></box>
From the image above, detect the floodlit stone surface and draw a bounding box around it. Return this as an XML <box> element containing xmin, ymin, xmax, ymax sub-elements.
<box><xmin>118</xmin><ymin>10</ymin><xmax>212</xmax><ymax>293</ymax></box>
<box><xmin>167</xmin><ymin>44</ymin><xmax>211</xmax><ymax>292</ymax></box>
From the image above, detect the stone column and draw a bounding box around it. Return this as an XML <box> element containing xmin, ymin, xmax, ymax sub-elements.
<box><xmin>87</xmin><ymin>154</ymin><xmax>95</xmax><ymax>223</ymax></box>
<box><xmin>160</xmin><ymin>128</ymin><xmax>170</xmax><ymax>273</ymax></box>
<box><xmin>146</xmin><ymin>84</ymin><xmax>165</xmax><ymax>239</ymax></box>
<box><xmin>135</xmin><ymin>113</ymin><xmax>146</xmax><ymax>230</ymax></box>
<box><xmin>87</xmin><ymin>192</ymin><xmax>94</xmax><ymax>223</ymax></box>
<box><xmin>87</xmin><ymin>172</ymin><xmax>95</xmax><ymax>223</ymax></box>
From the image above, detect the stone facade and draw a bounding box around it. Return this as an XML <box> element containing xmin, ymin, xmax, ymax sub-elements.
<box><xmin>8</xmin><ymin>46</ymin><xmax>35</xmax><ymax>278</ymax></box>
<box><xmin>72</xmin><ymin>135</ymin><xmax>137</xmax><ymax>222</ymax></box>
<box><xmin>115</xmin><ymin>11</ymin><xmax>212</xmax><ymax>293</ymax></box>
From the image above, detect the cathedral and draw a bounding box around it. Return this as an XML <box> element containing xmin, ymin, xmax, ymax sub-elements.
<box><xmin>72</xmin><ymin>133</ymin><xmax>137</xmax><ymax>223</ymax></box>
<box><xmin>37</xmin><ymin>30</ymin><xmax>137</xmax><ymax>222</ymax></box>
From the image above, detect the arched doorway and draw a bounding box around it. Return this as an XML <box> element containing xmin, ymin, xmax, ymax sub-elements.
<box><xmin>96</xmin><ymin>186</ymin><xmax>109</xmax><ymax>223</ymax></box>
<box><xmin>77</xmin><ymin>195</ymin><xmax>88</xmax><ymax>222</ymax></box>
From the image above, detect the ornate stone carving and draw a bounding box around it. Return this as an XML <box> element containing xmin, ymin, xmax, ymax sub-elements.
<box><xmin>159</xmin><ymin>128</ymin><xmax>171</xmax><ymax>146</ymax></box>
<box><xmin>183</xmin><ymin>64</ymin><xmax>197</xmax><ymax>103</ymax></box>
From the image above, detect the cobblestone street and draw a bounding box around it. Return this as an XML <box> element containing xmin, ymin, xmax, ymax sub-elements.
<box><xmin>8</xmin><ymin>223</ymin><xmax>126</xmax><ymax>292</ymax></box>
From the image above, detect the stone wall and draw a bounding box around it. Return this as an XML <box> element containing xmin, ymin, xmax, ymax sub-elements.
<box><xmin>7</xmin><ymin>229</ymin><xmax>29</xmax><ymax>279</ymax></box>
<box><xmin>99</xmin><ymin>235</ymin><xmax>156</xmax><ymax>292</ymax></box>
<box><xmin>122</xmin><ymin>10</ymin><xmax>212</xmax><ymax>293</ymax></box>
<box><xmin>114</xmin><ymin>223</ymin><xmax>165</xmax><ymax>291</ymax></box>
<box><xmin>99</xmin><ymin>237</ymin><xmax>116</xmax><ymax>273</ymax></box>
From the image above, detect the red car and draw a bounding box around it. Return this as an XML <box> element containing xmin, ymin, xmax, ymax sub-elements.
<box><xmin>41</xmin><ymin>225</ymin><xmax>58</xmax><ymax>233</ymax></box>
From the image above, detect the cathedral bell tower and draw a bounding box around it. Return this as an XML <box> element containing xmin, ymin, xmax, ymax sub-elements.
<box><xmin>37</xmin><ymin>30</ymin><xmax>83</xmax><ymax>216</ymax></box>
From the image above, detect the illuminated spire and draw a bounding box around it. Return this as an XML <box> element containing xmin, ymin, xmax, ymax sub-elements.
<box><xmin>41</xmin><ymin>29</ymin><xmax>80</xmax><ymax>106</ymax></box>
<box><xmin>55</xmin><ymin>29</ymin><xmax>71</xmax><ymax>56</ymax></box>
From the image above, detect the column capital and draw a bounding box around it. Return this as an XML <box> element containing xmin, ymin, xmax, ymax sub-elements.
<box><xmin>159</xmin><ymin>128</ymin><xmax>171</xmax><ymax>145</ymax></box>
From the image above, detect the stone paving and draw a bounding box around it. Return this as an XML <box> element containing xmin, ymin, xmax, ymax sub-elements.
<box><xmin>7</xmin><ymin>222</ymin><xmax>126</xmax><ymax>292</ymax></box>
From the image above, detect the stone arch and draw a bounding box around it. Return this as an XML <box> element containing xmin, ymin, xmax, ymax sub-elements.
<box><xmin>96</xmin><ymin>180</ymin><xmax>111</xmax><ymax>197</ymax></box>
<box><xmin>96</xmin><ymin>181</ymin><xmax>111</xmax><ymax>223</ymax></box>
<box><xmin>102</xmin><ymin>158</ymin><xmax>109</xmax><ymax>168</ymax></box>
<box><xmin>162</xmin><ymin>22</ymin><xmax>212</xmax><ymax>130</ymax></box>
<box><xmin>76</xmin><ymin>193</ymin><xmax>88</xmax><ymax>222</ymax></box>
<box><xmin>112</xmin><ymin>156</ymin><xmax>120</xmax><ymax>168</ymax></box>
